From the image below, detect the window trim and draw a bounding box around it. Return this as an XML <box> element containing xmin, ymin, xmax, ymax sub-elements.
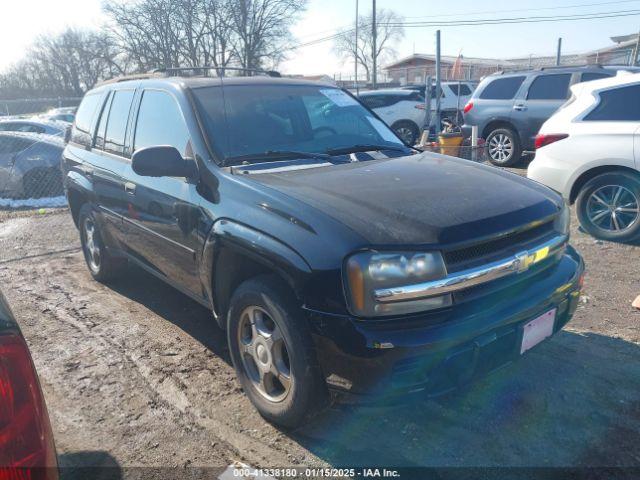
<box><xmin>131</xmin><ymin>87</ymin><xmax>193</xmax><ymax>159</ymax></box>
<box><xmin>479</xmin><ymin>76</ymin><xmax>526</xmax><ymax>101</ymax></box>
<box><xmin>525</xmin><ymin>73</ymin><xmax>572</xmax><ymax>101</ymax></box>
<box><xmin>581</xmin><ymin>82</ymin><xmax>640</xmax><ymax>122</ymax></box>
<box><xmin>93</xmin><ymin>91</ymin><xmax>113</xmax><ymax>150</ymax></box>
<box><xmin>103</xmin><ymin>88</ymin><xmax>136</xmax><ymax>158</ymax></box>
<box><xmin>69</xmin><ymin>91</ymin><xmax>106</xmax><ymax>150</ymax></box>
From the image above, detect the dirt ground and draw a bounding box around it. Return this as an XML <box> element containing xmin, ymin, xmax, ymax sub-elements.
<box><xmin>1</xmin><ymin>175</ymin><xmax>640</xmax><ymax>477</ymax></box>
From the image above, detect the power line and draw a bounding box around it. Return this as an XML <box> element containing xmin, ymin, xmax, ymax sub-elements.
<box><xmin>386</xmin><ymin>9</ymin><xmax>640</xmax><ymax>27</ymax></box>
<box><xmin>286</xmin><ymin>9</ymin><xmax>640</xmax><ymax>52</ymax></box>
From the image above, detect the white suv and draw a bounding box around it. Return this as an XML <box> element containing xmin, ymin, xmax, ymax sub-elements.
<box><xmin>358</xmin><ymin>89</ymin><xmax>426</xmax><ymax>145</ymax></box>
<box><xmin>528</xmin><ymin>72</ymin><xmax>640</xmax><ymax>242</ymax></box>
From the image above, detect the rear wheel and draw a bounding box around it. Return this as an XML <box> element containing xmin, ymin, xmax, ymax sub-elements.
<box><xmin>485</xmin><ymin>128</ymin><xmax>521</xmax><ymax>166</ymax></box>
<box><xmin>227</xmin><ymin>275</ymin><xmax>328</xmax><ymax>428</ymax></box>
<box><xmin>79</xmin><ymin>204</ymin><xmax>126</xmax><ymax>282</ymax></box>
<box><xmin>392</xmin><ymin>121</ymin><xmax>420</xmax><ymax>146</ymax></box>
<box><xmin>576</xmin><ymin>171</ymin><xmax>640</xmax><ymax>242</ymax></box>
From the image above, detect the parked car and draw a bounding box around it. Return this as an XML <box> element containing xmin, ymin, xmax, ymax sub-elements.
<box><xmin>401</xmin><ymin>81</ymin><xmax>477</xmax><ymax>112</ymax></box>
<box><xmin>38</xmin><ymin>107</ymin><xmax>76</xmax><ymax>124</ymax></box>
<box><xmin>63</xmin><ymin>71</ymin><xmax>584</xmax><ymax>428</ymax></box>
<box><xmin>528</xmin><ymin>72</ymin><xmax>640</xmax><ymax>242</ymax></box>
<box><xmin>0</xmin><ymin>132</ymin><xmax>65</xmax><ymax>198</ymax></box>
<box><xmin>0</xmin><ymin>290</ymin><xmax>58</xmax><ymax>476</ymax></box>
<box><xmin>358</xmin><ymin>89</ymin><xmax>426</xmax><ymax>144</ymax></box>
<box><xmin>0</xmin><ymin>118</ymin><xmax>69</xmax><ymax>137</ymax></box>
<box><xmin>462</xmin><ymin>65</ymin><xmax>640</xmax><ymax>166</ymax></box>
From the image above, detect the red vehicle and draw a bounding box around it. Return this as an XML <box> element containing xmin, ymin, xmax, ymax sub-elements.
<box><xmin>0</xmin><ymin>291</ymin><xmax>57</xmax><ymax>479</ymax></box>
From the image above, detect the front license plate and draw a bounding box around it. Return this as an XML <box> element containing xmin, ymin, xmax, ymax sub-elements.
<box><xmin>520</xmin><ymin>309</ymin><xmax>556</xmax><ymax>354</ymax></box>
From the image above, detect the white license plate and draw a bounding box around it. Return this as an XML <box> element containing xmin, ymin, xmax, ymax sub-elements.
<box><xmin>520</xmin><ymin>309</ymin><xmax>556</xmax><ymax>354</ymax></box>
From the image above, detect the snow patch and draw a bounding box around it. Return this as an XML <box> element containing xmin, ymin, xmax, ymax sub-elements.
<box><xmin>0</xmin><ymin>196</ymin><xmax>67</xmax><ymax>209</ymax></box>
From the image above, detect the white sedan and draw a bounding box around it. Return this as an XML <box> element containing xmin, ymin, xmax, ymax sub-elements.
<box><xmin>528</xmin><ymin>72</ymin><xmax>640</xmax><ymax>242</ymax></box>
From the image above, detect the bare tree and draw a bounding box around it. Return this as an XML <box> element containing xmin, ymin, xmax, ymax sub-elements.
<box><xmin>0</xmin><ymin>29</ymin><xmax>123</xmax><ymax>98</ymax></box>
<box><xmin>227</xmin><ymin>0</ymin><xmax>307</xmax><ymax>70</ymax></box>
<box><xmin>333</xmin><ymin>9</ymin><xmax>404</xmax><ymax>82</ymax></box>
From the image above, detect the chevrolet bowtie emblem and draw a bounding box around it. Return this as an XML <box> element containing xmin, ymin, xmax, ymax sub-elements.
<box><xmin>514</xmin><ymin>245</ymin><xmax>552</xmax><ymax>273</ymax></box>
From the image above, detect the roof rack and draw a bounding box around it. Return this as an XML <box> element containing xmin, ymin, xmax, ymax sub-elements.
<box><xmin>538</xmin><ymin>64</ymin><xmax>603</xmax><ymax>71</ymax></box>
<box><xmin>152</xmin><ymin>66</ymin><xmax>281</xmax><ymax>78</ymax></box>
<box><xmin>96</xmin><ymin>72</ymin><xmax>164</xmax><ymax>86</ymax></box>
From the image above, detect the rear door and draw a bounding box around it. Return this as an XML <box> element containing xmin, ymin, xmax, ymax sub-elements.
<box><xmin>468</xmin><ymin>75</ymin><xmax>526</xmax><ymax>130</ymax></box>
<box><xmin>121</xmin><ymin>89</ymin><xmax>203</xmax><ymax>296</ymax></box>
<box><xmin>515</xmin><ymin>73</ymin><xmax>572</xmax><ymax>148</ymax></box>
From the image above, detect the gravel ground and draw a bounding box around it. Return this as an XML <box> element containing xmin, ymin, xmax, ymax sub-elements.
<box><xmin>1</xmin><ymin>171</ymin><xmax>640</xmax><ymax>476</ymax></box>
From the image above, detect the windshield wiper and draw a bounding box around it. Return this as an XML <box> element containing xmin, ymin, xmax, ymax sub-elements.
<box><xmin>326</xmin><ymin>144</ymin><xmax>409</xmax><ymax>156</ymax></box>
<box><xmin>224</xmin><ymin>150</ymin><xmax>330</xmax><ymax>166</ymax></box>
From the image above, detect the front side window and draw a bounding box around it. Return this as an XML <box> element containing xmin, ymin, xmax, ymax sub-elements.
<box><xmin>479</xmin><ymin>76</ymin><xmax>525</xmax><ymax>100</ymax></box>
<box><xmin>192</xmin><ymin>85</ymin><xmax>404</xmax><ymax>162</ymax></box>
<box><xmin>71</xmin><ymin>93</ymin><xmax>102</xmax><ymax>147</ymax></box>
<box><xmin>584</xmin><ymin>84</ymin><xmax>640</xmax><ymax>121</ymax></box>
<box><xmin>104</xmin><ymin>89</ymin><xmax>135</xmax><ymax>156</ymax></box>
<box><xmin>134</xmin><ymin>90</ymin><xmax>190</xmax><ymax>156</ymax></box>
<box><xmin>0</xmin><ymin>137</ymin><xmax>34</xmax><ymax>154</ymax></box>
<box><xmin>527</xmin><ymin>74</ymin><xmax>571</xmax><ymax>100</ymax></box>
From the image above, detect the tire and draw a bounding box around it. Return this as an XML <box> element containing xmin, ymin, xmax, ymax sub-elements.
<box><xmin>392</xmin><ymin>121</ymin><xmax>420</xmax><ymax>146</ymax></box>
<box><xmin>227</xmin><ymin>275</ymin><xmax>328</xmax><ymax>428</ymax></box>
<box><xmin>576</xmin><ymin>171</ymin><xmax>640</xmax><ymax>243</ymax></box>
<box><xmin>78</xmin><ymin>204</ymin><xmax>127</xmax><ymax>282</ymax></box>
<box><xmin>22</xmin><ymin>168</ymin><xmax>63</xmax><ymax>199</ymax></box>
<box><xmin>485</xmin><ymin>127</ymin><xmax>522</xmax><ymax>166</ymax></box>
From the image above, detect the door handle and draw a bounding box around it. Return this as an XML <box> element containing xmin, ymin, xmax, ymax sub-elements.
<box><xmin>124</xmin><ymin>182</ymin><xmax>136</xmax><ymax>195</ymax></box>
<box><xmin>513</xmin><ymin>104</ymin><xmax>527</xmax><ymax>111</ymax></box>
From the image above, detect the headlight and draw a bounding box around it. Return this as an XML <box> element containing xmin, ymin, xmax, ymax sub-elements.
<box><xmin>345</xmin><ymin>251</ymin><xmax>451</xmax><ymax>317</ymax></box>
<box><xmin>554</xmin><ymin>202</ymin><xmax>570</xmax><ymax>236</ymax></box>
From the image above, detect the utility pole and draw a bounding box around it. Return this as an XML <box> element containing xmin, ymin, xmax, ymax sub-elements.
<box><xmin>355</xmin><ymin>0</ymin><xmax>359</xmax><ymax>93</ymax></box>
<box><xmin>372</xmin><ymin>0</ymin><xmax>377</xmax><ymax>89</ymax></box>
<box><xmin>556</xmin><ymin>37</ymin><xmax>562</xmax><ymax>66</ymax></box>
<box><xmin>435</xmin><ymin>30</ymin><xmax>442</xmax><ymax>134</ymax></box>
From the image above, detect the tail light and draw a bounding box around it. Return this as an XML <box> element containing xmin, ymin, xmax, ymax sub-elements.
<box><xmin>0</xmin><ymin>332</ymin><xmax>57</xmax><ymax>480</ymax></box>
<box><xmin>535</xmin><ymin>133</ymin><xmax>569</xmax><ymax>149</ymax></box>
<box><xmin>415</xmin><ymin>104</ymin><xmax>427</xmax><ymax>110</ymax></box>
<box><xmin>463</xmin><ymin>102</ymin><xmax>474</xmax><ymax>114</ymax></box>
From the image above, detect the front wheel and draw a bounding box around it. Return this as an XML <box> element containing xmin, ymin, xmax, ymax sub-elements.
<box><xmin>576</xmin><ymin>171</ymin><xmax>640</xmax><ymax>242</ymax></box>
<box><xmin>227</xmin><ymin>275</ymin><xmax>328</xmax><ymax>428</ymax></box>
<box><xmin>485</xmin><ymin>128</ymin><xmax>521</xmax><ymax>166</ymax></box>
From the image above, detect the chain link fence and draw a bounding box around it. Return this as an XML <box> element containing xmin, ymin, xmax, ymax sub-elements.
<box><xmin>0</xmin><ymin>98</ymin><xmax>80</xmax><ymax>208</ymax></box>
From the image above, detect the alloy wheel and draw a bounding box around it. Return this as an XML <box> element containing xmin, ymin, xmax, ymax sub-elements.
<box><xmin>587</xmin><ymin>184</ymin><xmax>640</xmax><ymax>233</ymax></box>
<box><xmin>488</xmin><ymin>133</ymin><xmax>513</xmax><ymax>163</ymax></box>
<box><xmin>395</xmin><ymin>127</ymin><xmax>415</xmax><ymax>145</ymax></box>
<box><xmin>237</xmin><ymin>306</ymin><xmax>292</xmax><ymax>403</ymax></box>
<box><xmin>82</xmin><ymin>218</ymin><xmax>101</xmax><ymax>272</ymax></box>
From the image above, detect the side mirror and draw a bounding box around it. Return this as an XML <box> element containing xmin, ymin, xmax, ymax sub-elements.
<box><xmin>132</xmin><ymin>146</ymin><xmax>197</xmax><ymax>178</ymax></box>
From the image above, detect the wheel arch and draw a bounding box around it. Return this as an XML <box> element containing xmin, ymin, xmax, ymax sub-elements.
<box><xmin>569</xmin><ymin>165</ymin><xmax>640</xmax><ymax>204</ymax></box>
<box><xmin>201</xmin><ymin>219</ymin><xmax>312</xmax><ymax>330</ymax></box>
<box><xmin>481</xmin><ymin>119</ymin><xmax>517</xmax><ymax>140</ymax></box>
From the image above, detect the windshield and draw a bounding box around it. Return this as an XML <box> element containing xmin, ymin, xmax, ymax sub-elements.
<box><xmin>191</xmin><ymin>84</ymin><xmax>405</xmax><ymax>163</ymax></box>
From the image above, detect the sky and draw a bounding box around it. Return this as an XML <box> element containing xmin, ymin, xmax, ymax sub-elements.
<box><xmin>2</xmin><ymin>0</ymin><xmax>640</xmax><ymax>76</ymax></box>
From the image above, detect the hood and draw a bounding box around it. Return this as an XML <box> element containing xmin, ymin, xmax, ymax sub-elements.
<box><xmin>243</xmin><ymin>153</ymin><xmax>562</xmax><ymax>246</ymax></box>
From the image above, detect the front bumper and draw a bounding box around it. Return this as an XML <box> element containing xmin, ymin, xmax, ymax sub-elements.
<box><xmin>308</xmin><ymin>246</ymin><xmax>584</xmax><ymax>400</ymax></box>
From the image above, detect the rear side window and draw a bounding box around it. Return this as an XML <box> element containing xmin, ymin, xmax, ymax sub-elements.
<box><xmin>527</xmin><ymin>74</ymin><xmax>571</xmax><ymax>100</ymax></box>
<box><xmin>134</xmin><ymin>90</ymin><xmax>190</xmax><ymax>156</ymax></box>
<box><xmin>479</xmin><ymin>76</ymin><xmax>525</xmax><ymax>100</ymax></box>
<box><xmin>584</xmin><ymin>84</ymin><xmax>640</xmax><ymax>121</ymax></box>
<box><xmin>71</xmin><ymin>93</ymin><xmax>102</xmax><ymax>147</ymax></box>
<box><xmin>361</xmin><ymin>95</ymin><xmax>397</xmax><ymax>109</ymax></box>
<box><xmin>0</xmin><ymin>137</ymin><xmax>34</xmax><ymax>154</ymax></box>
<box><xmin>581</xmin><ymin>72</ymin><xmax>612</xmax><ymax>83</ymax></box>
<box><xmin>104</xmin><ymin>90</ymin><xmax>135</xmax><ymax>156</ymax></box>
<box><xmin>449</xmin><ymin>84</ymin><xmax>472</xmax><ymax>96</ymax></box>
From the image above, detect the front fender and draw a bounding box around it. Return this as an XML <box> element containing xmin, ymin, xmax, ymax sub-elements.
<box><xmin>200</xmin><ymin>219</ymin><xmax>312</xmax><ymax>326</ymax></box>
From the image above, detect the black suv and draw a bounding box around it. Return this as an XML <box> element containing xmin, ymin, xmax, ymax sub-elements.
<box><xmin>463</xmin><ymin>65</ymin><xmax>639</xmax><ymax>166</ymax></box>
<box><xmin>63</xmin><ymin>70</ymin><xmax>584</xmax><ymax>427</ymax></box>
